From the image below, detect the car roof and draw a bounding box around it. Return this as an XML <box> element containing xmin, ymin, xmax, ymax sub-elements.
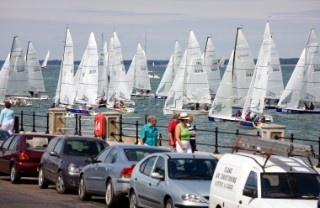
<box><xmin>222</xmin><ymin>152</ymin><xmax>316</xmax><ymax>174</ymax></box>
<box><xmin>113</xmin><ymin>144</ymin><xmax>170</xmax><ymax>151</ymax></box>
<box><xmin>56</xmin><ymin>136</ymin><xmax>106</xmax><ymax>141</ymax></box>
<box><xmin>152</xmin><ymin>152</ymin><xmax>218</xmax><ymax>160</ymax></box>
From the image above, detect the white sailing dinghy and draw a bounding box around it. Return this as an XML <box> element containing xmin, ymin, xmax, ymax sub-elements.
<box><xmin>70</xmin><ymin>32</ymin><xmax>99</xmax><ymax>115</ymax></box>
<box><xmin>25</xmin><ymin>41</ymin><xmax>48</xmax><ymax>100</ymax></box>
<box><xmin>107</xmin><ymin>32</ymin><xmax>134</xmax><ymax>113</ymax></box>
<box><xmin>276</xmin><ymin>29</ymin><xmax>320</xmax><ymax>114</ymax></box>
<box><xmin>0</xmin><ymin>53</ymin><xmax>10</xmax><ymax>104</ymax></box>
<box><xmin>126</xmin><ymin>43</ymin><xmax>153</xmax><ymax>98</ymax></box>
<box><xmin>155</xmin><ymin>40</ymin><xmax>183</xmax><ymax>99</ymax></box>
<box><xmin>163</xmin><ymin>31</ymin><xmax>211</xmax><ymax>115</ymax></box>
<box><xmin>54</xmin><ymin>27</ymin><xmax>75</xmax><ymax>108</ymax></box>
<box><xmin>208</xmin><ymin>27</ymin><xmax>255</xmax><ymax>121</ymax></box>
<box><xmin>41</xmin><ymin>50</ymin><xmax>50</xmax><ymax>69</ymax></box>
<box><xmin>240</xmin><ymin>22</ymin><xmax>275</xmax><ymax>127</ymax></box>
<box><xmin>203</xmin><ymin>37</ymin><xmax>221</xmax><ymax>99</ymax></box>
<box><xmin>97</xmin><ymin>34</ymin><xmax>108</xmax><ymax>107</ymax></box>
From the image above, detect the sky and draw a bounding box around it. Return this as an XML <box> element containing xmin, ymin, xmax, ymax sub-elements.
<box><xmin>1</xmin><ymin>0</ymin><xmax>320</xmax><ymax>61</ymax></box>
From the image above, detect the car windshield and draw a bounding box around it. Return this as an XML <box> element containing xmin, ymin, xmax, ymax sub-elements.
<box><xmin>64</xmin><ymin>140</ymin><xmax>106</xmax><ymax>157</ymax></box>
<box><xmin>124</xmin><ymin>148</ymin><xmax>168</xmax><ymax>161</ymax></box>
<box><xmin>261</xmin><ymin>173</ymin><xmax>320</xmax><ymax>199</ymax></box>
<box><xmin>168</xmin><ymin>158</ymin><xmax>217</xmax><ymax>180</ymax></box>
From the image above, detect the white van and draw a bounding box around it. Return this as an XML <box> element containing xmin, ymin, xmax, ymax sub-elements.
<box><xmin>209</xmin><ymin>138</ymin><xmax>320</xmax><ymax>208</ymax></box>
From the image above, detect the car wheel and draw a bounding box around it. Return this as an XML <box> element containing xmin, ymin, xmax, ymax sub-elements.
<box><xmin>38</xmin><ymin>167</ymin><xmax>49</xmax><ymax>189</ymax></box>
<box><xmin>56</xmin><ymin>172</ymin><xmax>66</xmax><ymax>194</ymax></box>
<box><xmin>129</xmin><ymin>190</ymin><xmax>138</xmax><ymax>208</ymax></box>
<box><xmin>78</xmin><ymin>175</ymin><xmax>91</xmax><ymax>201</ymax></box>
<box><xmin>10</xmin><ymin>165</ymin><xmax>20</xmax><ymax>184</ymax></box>
<box><xmin>105</xmin><ymin>180</ymin><xmax>117</xmax><ymax>208</ymax></box>
<box><xmin>165</xmin><ymin>197</ymin><xmax>173</xmax><ymax>208</ymax></box>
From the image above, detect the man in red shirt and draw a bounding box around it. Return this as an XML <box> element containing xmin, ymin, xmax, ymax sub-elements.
<box><xmin>167</xmin><ymin>111</ymin><xmax>180</xmax><ymax>152</ymax></box>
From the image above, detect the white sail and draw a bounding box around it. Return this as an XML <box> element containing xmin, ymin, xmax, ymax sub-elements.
<box><xmin>109</xmin><ymin>32</ymin><xmax>131</xmax><ymax>101</ymax></box>
<box><xmin>278</xmin><ymin>29</ymin><xmax>320</xmax><ymax>110</ymax></box>
<box><xmin>6</xmin><ymin>36</ymin><xmax>29</xmax><ymax>97</ymax></box>
<box><xmin>97</xmin><ymin>35</ymin><xmax>108</xmax><ymax>99</ymax></box>
<box><xmin>203</xmin><ymin>37</ymin><xmax>221</xmax><ymax>96</ymax></box>
<box><xmin>155</xmin><ymin>41</ymin><xmax>183</xmax><ymax>97</ymax></box>
<box><xmin>163</xmin><ymin>31</ymin><xmax>211</xmax><ymax>114</ymax></box>
<box><xmin>126</xmin><ymin>43</ymin><xmax>151</xmax><ymax>94</ymax></box>
<box><xmin>0</xmin><ymin>53</ymin><xmax>10</xmax><ymax>102</ymax></box>
<box><xmin>41</xmin><ymin>50</ymin><xmax>50</xmax><ymax>68</ymax></box>
<box><xmin>74</xmin><ymin>32</ymin><xmax>99</xmax><ymax>105</ymax></box>
<box><xmin>232</xmin><ymin>28</ymin><xmax>255</xmax><ymax>108</ymax></box>
<box><xmin>26</xmin><ymin>41</ymin><xmax>46</xmax><ymax>95</ymax></box>
<box><xmin>55</xmin><ymin>27</ymin><xmax>74</xmax><ymax>106</ymax></box>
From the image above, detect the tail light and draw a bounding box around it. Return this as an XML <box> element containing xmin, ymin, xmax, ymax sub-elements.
<box><xmin>19</xmin><ymin>152</ymin><xmax>29</xmax><ymax>161</ymax></box>
<box><xmin>120</xmin><ymin>164</ymin><xmax>136</xmax><ymax>178</ymax></box>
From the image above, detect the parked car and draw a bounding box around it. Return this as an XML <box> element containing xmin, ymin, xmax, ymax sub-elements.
<box><xmin>38</xmin><ymin>136</ymin><xmax>108</xmax><ymax>194</ymax></box>
<box><xmin>0</xmin><ymin>133</ymin><xmax>56</xmax><ymax>183</ymax></box>
<box><xmin>78</xmin><ymin>144</ymin><xmax>170</xmax><ymax>207</ymax></box>
<box><xmin>129</xmin><ymin>152</ymin><xmax>218</xmax><ymax>208</ymax></box>
<box><xmin>0</xmin><ymin>129</ymin><xmax>10</xmax><ymax>146</ymax></box>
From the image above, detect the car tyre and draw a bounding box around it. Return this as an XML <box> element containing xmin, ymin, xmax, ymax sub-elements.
<box><xmin>10</xmin><ymin>164</ymin><xmax>20</xmax><ymax>184</ymax></box>
<box><xmin>38</xmin><ymin>167</ymin><xmax>49</xmax><ymax>189</ymax></box>
<box><xmin>129</xmin><ymin>190</ymin><xmax>138</xmax><ymax>208</ymax></box>
<box><xmin>165</xmin><ymin>197</ymin><xmax>173</xmax><ymax>208</ymax></box>
<box><xmin>56</xmin><ymin>171</ymin><xmax>66</xmax><ymax>194</ymax></box>
<box><xmin>79</xmin><ymin>175</ymin><xmax>91</xmax><ymax>201</ymax></box>
<box><xmin>105</xmin><ymin>180</ymin><xmax>117</xmax><ymax>208</ymax></box>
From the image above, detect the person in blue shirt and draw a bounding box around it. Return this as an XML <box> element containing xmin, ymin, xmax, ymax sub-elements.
<box><xmin>0</xmin><ymin>101</ymin><xmax>15</xmax><ymax>134</ymax></box>
<box><xmin>138</xmin><ymin>114</ymin><xmax>158</xmax><ymax>146</ymax></box>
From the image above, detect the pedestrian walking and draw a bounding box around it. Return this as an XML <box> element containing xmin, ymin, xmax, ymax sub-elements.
<box><xmin>187</xmin><ymin>114</ymin><xmax>197</xmax><ymax>153</ymax></box>
<box><xmin>138</xmin><ymin>114</ymin><xmax>158</xmax><ymax>146</ymax></box>
<box><xmin>167</xmin><ymin>111</ymin><xmax>180</xmax><ymax>152</ymax></box>
<box><xmin>175</xmin><ymin>112</ymin><xmax>192</xmax><ymax>153</ymax></box>
<box><xmin>0</xmin><ymin>101</ymin><xmax>15</xmax><ymax>134</ymax></box>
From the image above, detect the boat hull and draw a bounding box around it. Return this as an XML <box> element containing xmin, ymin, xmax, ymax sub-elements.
<box><xmin>276</xmin><ymin>107</ymin><xmax>320</xmax><ymax>114</ymax></box>
<box><xmin>208</xmin><ymin>116</ymin><xmax>240</xmax><ymax>122</ymax></box>
<box><xmin>163</xmin><ymin>108</ymin><xmax>208</xmax><ymax>115</ymax></box>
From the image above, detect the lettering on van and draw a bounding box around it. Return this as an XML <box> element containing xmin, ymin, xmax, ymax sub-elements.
<box><xmin>214</xmin><ymin>167</ymin><xmax>238</xmax><ymax>191</ymax></box>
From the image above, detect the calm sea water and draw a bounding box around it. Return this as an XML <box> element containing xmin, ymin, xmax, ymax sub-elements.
<box><xmin>6</xmin><ymin>65</ymin><xmax>320</xmax><ymax>156</ymax></box>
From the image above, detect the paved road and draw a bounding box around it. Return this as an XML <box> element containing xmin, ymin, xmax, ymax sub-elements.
<box><xmin>0</xmin><ymin>175</ymin><xmax>129</xmax><ymax>208</ymax></box>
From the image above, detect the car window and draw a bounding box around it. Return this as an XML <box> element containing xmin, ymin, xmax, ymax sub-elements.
<box><xmin>46</xmin><ymin>137</ymin><xmax>59</xmax><ymax>152</ymax></box>
<box><xmin>97</xmin><ymin>146</ymin><xmax>112</xmax><ymax>162</ymax></box>
<box><xmin>139</xmin><ymin>156</ymin><xmax>157</xmax><ymax>176</ymax></box>
<box><xmin>53</xmin><ymin>139</ymin><xmax>64</xmax><ymax>154</ymax></box>
<box><xmin>104</xmin><ymin>148</ymin><xmax>117</xmax><ymax>163</ymax></box>
<box><xmin>1</xmin><ymin>136</ymin><xmax>14</xmax><ymax>149</ymax></box>
<box><xmin>245</xmin><ymin>171</ymin><xmax>257</xmax><ymax>190</ymax></box>
<box><xmin>124</xmin><ymin>148</ymin><xmax>168</xmax><ymax>161</ymax></box>
<box><xmin>154</xmin><ymin>156</ymin><xmax>165</xmax><ymax>176</ymax></box>
<box><xmin>63</xmin><ymin>140</ymin><xmax>105</xmax><ymax>157</ymax></box>
<box><xmin>8</xmin><ymin>136</ymin><xmax>19</xmax><ymax>150</ymax></box>
<box><xmin>25</xmin><ymin>136</ymin><xmax>51</xmax><ymax>149</ymax></box>
<box><xmin>0</xmin><ymin>131</ymin><xmax>10</xmax><ymax>139</ymax></box>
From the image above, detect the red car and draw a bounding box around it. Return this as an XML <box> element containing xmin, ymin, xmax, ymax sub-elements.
<box><xmin>0</xmin><ymin>133</ymin><xmax>56</xmax><ymax>183</ymax></box>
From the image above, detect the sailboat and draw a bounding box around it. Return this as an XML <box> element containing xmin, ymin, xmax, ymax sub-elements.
<box><xmin>240</xmin><ymin>22</ymin><xmax>276</xmax><ymax>127</ymax></box>
<box><xmin>41</xmin><ymin>50</ymin><xmax>50</xmax><ymax>69</ymax></box>
<box><xmin>203</xmin><ymin>37</ymin><xmax>221</xmax><ymax>98</ymax></box>
<box><xmin>0</xmin><ymin>53</ymin><xmax>10</xmax><ymax>103</ymax></box>
<box><xmin>163</xmin><ymin>31</ymin><xmax>211</xmax><ymax>115</ymax></box>
<box><xmin>54</xmin><ymin>27</ymin><xmax>75</xmax><ymax>107</ymax></box>
<box><xmin>276</xmin><ymin>29</ymin><xmax>320</xmax><ymax>114</ymax></box>
<box><xmin>126</xmin><ymin>43</ymin><xmax>153</xmax><ymax>97</ymax></box>
<box><xmin>25</xmin><ymin>41</ymin><xmax>48</xmax><ymax>100</ymax></box>
<box><xmin>208</xmin><ymin>27</ymin><xmax>255</xmax><ymax>121</ymax></box>
<box><xmin>97</xmin><ymin>34</ymin><xmax>108</xmax><ymax>107</ymax></box>
<box><xmin>155</xmin><ymin>40</ymin><xmax>183</xmax><ymax>99</ymax></box>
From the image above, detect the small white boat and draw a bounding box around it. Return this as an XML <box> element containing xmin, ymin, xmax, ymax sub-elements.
<box><xmin>106</xmin><ymin>104</ymin><xmax>135</xmax><ymax>113</ymax></box>
<box><xmin>148</xmin><ymin>71</ymin><xmax>160</xmax><ymax>79</ymax></box>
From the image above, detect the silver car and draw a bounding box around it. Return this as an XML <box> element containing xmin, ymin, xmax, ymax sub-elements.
<box><xmin>129</xmin><ymin>152</ymin><xmax>218</xmax><ymax>208</ymax></box>
<box><xmin>78</xmin><ymin>144</ymin><xmax>170</xmax><ymax>207</ymax></box>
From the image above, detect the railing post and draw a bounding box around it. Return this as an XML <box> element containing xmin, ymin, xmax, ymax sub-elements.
<box><xmin>257</xmin><ymin>131</ymin><xmax>260</xmax><ymax>137</ymax></box>
<box><xmin>20</xmin><ymin>111</ymin><xmax>24</xmax><ymax>132</ymax></box>
<box><xmin>236</xmin><ymin>129</ymin><xmax>239</xmax><ymax>135</ymax></box>
<box><xmin>158</xmin><ymin>133</ymin><xmax>162</xmax><ymax>146</ymax></box>
<box><xmin>79</xmin><ymin>116</ymin><xmax>82</xmax><ymax>136</ymax></box>
<box><xmin>135</xmin><ymin>120</ymin><xmax>139</xmax><ymax>144</ymax></box>
<box><xmin>32</xmin><ymin>112</ymin><xmax>36</xmax><ymax>132</ymax></box>
<box><xmin>119</xmin><ymin>114</ymin><xmax>123</xmax><ymax>142</ymax></box>
<box><xmin>145</xmin><ymin>114</ymin><xmax>147</xmax><ymax>124</ymax></box>
<box><xmin>14</xmin><ymin>116</ymin><xmax>19</xmax><ymax>133</ymax></box>
<box><xmin>214</xmin><ymin>127</ymin><xmax>219</xmax><ymax>154</ymax></box>
<box><xmin>74</xmin><ymin>114</ymin><xmax>79</xmax><ymax>135</ymax></box>
<box><xmin>45</xmin><ymin>113</ymin><xmax>49</xmax><ymax>134</ymax></box>
<box><xmin>317</xmin><ymin>137</ymin><xmax>320</xmax><ymax>168</ymax></box>
<box><xmin>290</xmin><ymin>133</ymin><xmax>294</xmax><ymax>143</ymax></box>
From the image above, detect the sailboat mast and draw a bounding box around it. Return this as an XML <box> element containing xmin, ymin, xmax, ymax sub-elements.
<box><xmin>232</xmin><ymin>27</ymin><xmax>240</xmax><ymax>76</ymax></box>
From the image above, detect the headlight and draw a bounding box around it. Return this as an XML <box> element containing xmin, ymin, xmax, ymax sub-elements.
<box><xmin>181</xmin><ymin>194</ymin><xmax>205</xmax><ymax>203</ymax></box>
<box><xmin>67</xmin><ymin>163</ymin><xmax>80</xmax><ymax>173</ymax></box>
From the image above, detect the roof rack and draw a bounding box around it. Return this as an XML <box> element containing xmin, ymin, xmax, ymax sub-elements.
<box><xmin>232</xmin><ymin>135</ymin><xmax>315</xmax><ymax>171</ymax></box>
